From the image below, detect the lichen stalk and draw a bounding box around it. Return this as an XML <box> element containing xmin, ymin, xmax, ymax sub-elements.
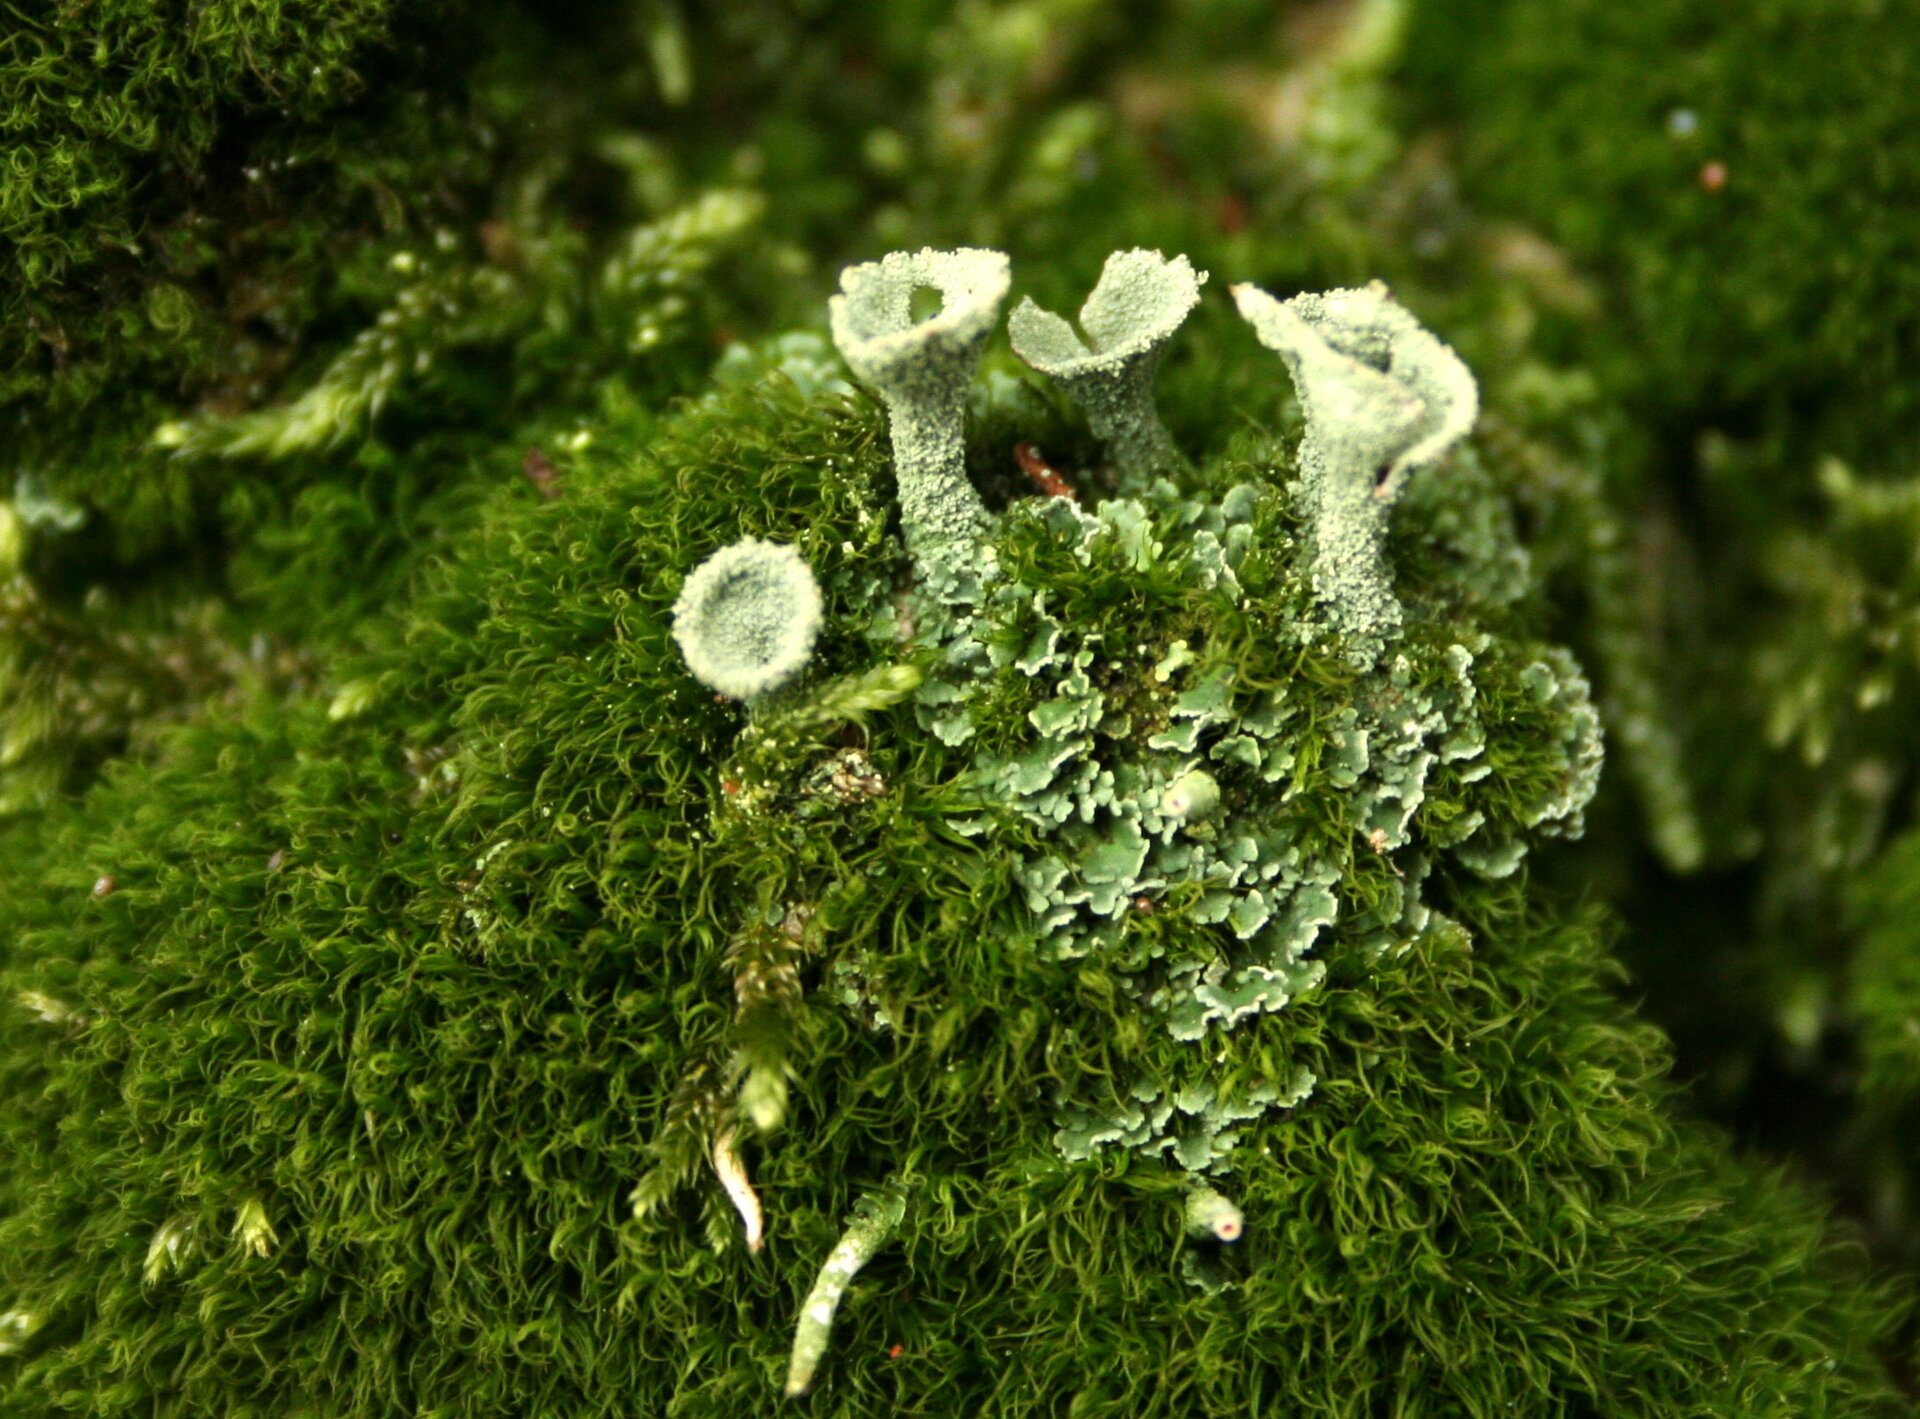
<box><xmin>1232</xmin><ymin>280</ymin><xmax>1477</xmax><ymax>651</ymax></box>
<box><xmin>784</xmin><ymin>1183</ymin><xmax>909</xmax><ymax>1397</ymax></box>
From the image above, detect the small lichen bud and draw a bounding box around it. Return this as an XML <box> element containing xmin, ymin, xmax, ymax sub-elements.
<box><xmin>1184</xmin><ymin>1187</ymin><xmax>1243</xmax><ymax>1242</ymax></box>
<box><xmin>672</xmin><ymin>538</ymin><xmax>824</xmax><ymax>701</ymax></box>
<box><xmin>17</xmin><ymin>989</ymin><xmax>80</xmax><ymax>1026</ymax></box>
<box><xmin>1010</xmin><ymin>249</ymin><xmax>1206</xmax><ymax>490</ymax></box>
<box><xmin>1160</xmin><ymin>768</ymin><xmax>1221</xmax><ymax>821</ymax></box>
<box><xmin>829</xmin><ymin>248</ymin><xmax>1010</xmax><ymax>593</ymax></box>
<box><xmin>739</xmin><ymin>1066</ymin><xmax>788</xmax><ymax>1134</ymax></box>
<box><xmin>1232</xmin><ymin>280</ymin><xmax>1477</xmax><ymax>648</ymax></box>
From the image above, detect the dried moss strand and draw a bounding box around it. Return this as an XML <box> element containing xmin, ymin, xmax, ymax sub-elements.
<box><xmin>710</xmin><ymin>1127</ymin><xmax>764</xmax><ymax>1254</ymax></box>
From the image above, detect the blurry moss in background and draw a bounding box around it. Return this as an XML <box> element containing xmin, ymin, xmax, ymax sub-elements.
<box><xmin>1402</xmin><ymin>0</ymin><xmax>1920</xmax><ymax>461</ymax></box>
<box><xmin>1399</xmin><ymin>0</ymin><xmax>1920</xmax><ymax>1292</ymax></box>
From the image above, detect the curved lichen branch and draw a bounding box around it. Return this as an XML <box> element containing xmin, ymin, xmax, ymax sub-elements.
<box><xmin>1009</xmin><ymin>249</ymin><xmax>1206</xmax><ymax>491</ymax></box>
<box><xmin>828</xmin><ymin>248</ymin><xmax>1010</xmax><ymax>595</ymax></box>
<box><xmin>671</xmin><ymin>538</ymin><xmax>824</xmax><ymax>702</ymax></box>
<box><xmin>1232</xmin><ymin>280</ymin><xmax>1477</xmax><ymax>647</ymax></box>
<box><xmin>784</xmin><ymin>1180</ymin><xmax>910</xmax><ymax>1397</ymax></box>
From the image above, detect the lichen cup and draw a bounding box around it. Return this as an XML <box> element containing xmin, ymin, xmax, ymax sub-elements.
<box><xmin>829</xmin><ymin>247</ymin><xmax>1011</xmax><ymax>598</ymax></box>
<box><xmin>1232</xmin><ymin>280</ymin><xmax>1477</xmax><ymax>648</ymax></box>
<box><xmin>671</xmin><ymin>537</ymin><xmax>824</xmax><ymax>703</ymax></box>
<box><xmin>1009</xmin><ymin>248</ymin><xmax>1206</xmax><ymax>491</ymax></box>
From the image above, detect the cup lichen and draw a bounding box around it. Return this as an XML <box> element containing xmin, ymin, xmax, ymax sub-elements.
<box><xmin>828</xmin><ymin>247</ymin><xmax>1011</xmax><ymax>598</ymax></box>
<box><xmin>671</xmin><ymin>537</ymin><xmax>824</xmax><ymax>701</ymax></box>
<box><xmin>1009</xmin><ymin>248</ymin><xmax>1207</xmax><ymax>491</ymax></box>
<box><xmin>1232</xmin><ymin>279</ymin><xmax>1478</xmax><ymax>651</ymax></box>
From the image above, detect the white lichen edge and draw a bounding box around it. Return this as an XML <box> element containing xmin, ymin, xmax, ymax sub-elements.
<box><xmin>1008</xmin><ymin>248</ymin><xmax>1207</xmax><ymax>374</ymax></box>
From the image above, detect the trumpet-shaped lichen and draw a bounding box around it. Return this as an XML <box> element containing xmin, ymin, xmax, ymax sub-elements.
<box><xmin>1009</xmin><ymin>249</ymin><xmax>1206</xmax><ymax>490</ymax></box>
<box><xmin>1232</xmin><ymin>280</ymin><xmax>1478</xmax><ymax>651</ymax></box>
<box><xmin>829</xmin><ymin>247</ymin><xmax>1011</xmax><ymax>599</ymax></box>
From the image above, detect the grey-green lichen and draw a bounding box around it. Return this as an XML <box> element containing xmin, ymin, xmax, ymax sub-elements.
<box><xmin>1009</xmin><ymin>249</ymin><xmax>1206</xmax><ymax>491</ymax></box>
<box><xmin>902</xmin><ymin>481</ymin><xmax>1597</xmax><ymax>1177</ymax></box>
<box><xmin>822</xmin><ymin>250</ymin><xmax>1596</xmax><ymax>1190</ymax></box>
<box><xmin>1232</xmin><ymin>280</ymin><xmax>1478</xmax><ymax>652</ymax></box>
<box><xmin>784</xmin><ymin>1180</ymin><xmax>910</xmax><ymax>1397</ymax></box>
<box><xmin>672</xmin><ymin>538</ymin><xmax>824</xmax><ymax>701</ymax></box>
<box><xmin>829</xmin><ymin>247</ymin><xmax>1011</xmax><ymax>601</ymax></box>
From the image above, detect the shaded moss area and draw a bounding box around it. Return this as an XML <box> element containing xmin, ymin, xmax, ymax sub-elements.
<box><xmin>4</xmin><ymin>0</ymin><xmax>473</xmax><ymax>487</ymax></box>
<box><xmin>1</xmin><ymin>1</ymin><xmax>1913</xmax><ymax>1411</ymax></box>
<box><xmin>1</xmin><ymin>371</ymin><xmax>1905</xmax><ymax>1413</ymax></box>
<box><xmin>1400</xmin><ymin>0</ymin><xmax>1920</xmax><ymax>461</ymax></box>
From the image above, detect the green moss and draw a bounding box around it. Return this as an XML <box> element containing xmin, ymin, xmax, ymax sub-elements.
<box><xmin>1403</xmin><ymin>0</ymin><xmax>1920</xmax><ymax>461</ymax></box>
<box><xmin>0</xmin><ymin>4</ymin><xmax>1911</xmax><ymax>1409</ymax></box>
<box><xmin>1856</xmin><ymin>831</ymin><xmax>1920</xmax><ymax>1101</ymax></box>
<box><xmin>0</xmin><ymin>0</ymin><xmax>475</xmax><ymax>427</ymax></box>
<box><xmin>0</xmin><ymin>1</ymin><xmax>405</xmax><ymax>294</ymax></box>
<box><xmin>0</xmin><ymin>314</ymin><xmax>1903</xmax><ymax>1412</ymax></box>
